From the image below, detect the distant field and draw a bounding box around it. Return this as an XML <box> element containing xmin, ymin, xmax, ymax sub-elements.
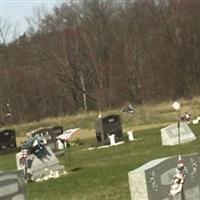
<box><xmin>3</xmin><ymin>96</ymin><xmax>200</xmax><ymax>146</ymax></box>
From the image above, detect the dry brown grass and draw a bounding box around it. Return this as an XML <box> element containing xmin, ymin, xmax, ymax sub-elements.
<box><xmin>5</xmin><ymin>96</ymin><xmax>200</xmax><ymax>146</ymax></box>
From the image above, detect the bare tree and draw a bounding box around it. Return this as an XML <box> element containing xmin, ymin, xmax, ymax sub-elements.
<box><xmin>0</xmin><ymin>17</ymin><xmax>18</xmax><ymax>45</ymax></box>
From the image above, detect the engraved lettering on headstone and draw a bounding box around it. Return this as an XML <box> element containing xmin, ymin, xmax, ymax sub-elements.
<box><xmin>149</xmin><ymin>170</ymin><xmax>158</xmax><ymax>191</ymax></box>
<box><xmin>190</xmin><ymin>158</ymin><xmax>198</xmax><ymax>181</ymax></box>
<box><xmin>129</xmin><ymin>153</ymin><xmax>200</xmax><ymax>200</ymax></box>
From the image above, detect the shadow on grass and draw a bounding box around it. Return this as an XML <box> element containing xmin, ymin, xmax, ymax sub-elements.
<box><xmin>70</xmin><ymin>167</ymin><xmax>82</xmax><ymax>172</ymax></box>
<box><xmin>0</xmin><ymin>147</ymin><xmax>20</xmax><ymax>155</ymax></box>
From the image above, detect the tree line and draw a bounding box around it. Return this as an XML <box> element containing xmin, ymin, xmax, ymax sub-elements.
<box><xmin>0</xmin><ymin>0</ymin><xmax>200</xmax><ymax>124</ymax></box>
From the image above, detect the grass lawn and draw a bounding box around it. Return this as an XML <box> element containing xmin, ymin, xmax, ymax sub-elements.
<box><xmin>0</xmin><ymin>124</ymin><xmax>199</xmax><ymax>200</ymax></box>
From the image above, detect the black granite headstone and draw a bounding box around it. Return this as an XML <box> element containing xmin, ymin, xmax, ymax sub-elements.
<box><xmin>95</xmin><ymin>115</ymin><xmax>123</xmax><ymax>144</ymax></box>
<box><xmin>0</xmin><ymin>129</ymin><xmax>16</xmax><ymax>150</ymax></box>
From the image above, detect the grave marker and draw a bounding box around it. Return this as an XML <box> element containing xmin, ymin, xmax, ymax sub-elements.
<box><xmin>0</xmin><ymin>129</ymin><xmax>16</xmax><ymax>150</ymax></box>
<box><xmin>16</xmin><ymin>136</ymin><xmax>66</xmax><ymax>182</ymax></box>
<box><xmin>95</xmin><ymin>114</ymin><xmax>123</xmax><ymax>145</ymax></box>
<box><xmin>0</xmin><ymin>170</ymin><xmax>26</xmax><ymax>200</ymax></box>
<box><xmin>128</xmin><ymin>153</ymin><xmax>200</xmax><ymax>200</ymax></box>
<box><xmin>127</xmin><ymin>131</ymin><xmax>134</xmax><ymax>141</ymax></box>
<box><xmin>160</xmin><ymin>122</ymin><xmax>196</xmax><ymax>146</ymax></box>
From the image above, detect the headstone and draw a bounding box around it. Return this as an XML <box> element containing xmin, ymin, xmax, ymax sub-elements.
<box><xmin>16</xmin><ymin>146</ymin><xmax>66</xmax><ymax>182</ymax></box>
<box><xmin>160</xmin><ymin>122</ymin><xmax>196</xmax><ymax>146</ymax></box>
<box><xmin>0</xmin><ymin>170</ymin><xmax>26</xmax><ymax>200</ymax></box>
<box><xmin>127</xmin><ymin>131</ymin><xmax>134</xmax><ymax>141</ymax></box>
<box><xmin>56</xmin><ymin>139</ymin><xmax>65</xmax><ymax>150</ymax></box>
<box><xmin>192</xmin><ymin>119</ymin><xmax>199</xmax><ymax>125</ymax></box>
<box><xmin>95</xmin><ymin>114</ymin><xmax>123</xmax><ymax>145</ymax></box>
<box><xmin>0</xmin><ymin>129</ymin><xmax>16</xmax><ymax>150</ymax></box>
<box><xmin>128</xmin><ymin>153</ymin><xmax>200</xmax><ymax>200</ymax></box>
<box><xmin>26</xmin><ymin>126</ymin><xmax>63</xmax><ymax>151</ymax></box>
<box><xmin>108</xmin><ymin>134</ymin><xmax>116</xmax><ymax>146</ymax></box>
<box><xmin>28</xmin><ymin>146</ymin><xmax>65</xmax><ymax>181</ymax></box>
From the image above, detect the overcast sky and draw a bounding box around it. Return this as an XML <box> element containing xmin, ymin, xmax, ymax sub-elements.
<box><xmin>0</xmin><ymin>0</ymin><xmax>63</xmax><ymax>38</ymax></box>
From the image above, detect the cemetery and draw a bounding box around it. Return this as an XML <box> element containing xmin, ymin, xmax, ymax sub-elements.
<box><xmin>2</xmin><ymin>0</ymin><xmax>200</xmax><ymax>199</ymax></box>
<box><xmin>0</xmin><ymin>101</ymin><xmax>200</xmax><ymax>200</ymax></box>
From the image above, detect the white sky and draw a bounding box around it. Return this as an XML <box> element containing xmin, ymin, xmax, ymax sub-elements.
<box><xmin>0</xmin><ymin>0</ymin><xmax>65</xmax><ymax>39</ymax></box>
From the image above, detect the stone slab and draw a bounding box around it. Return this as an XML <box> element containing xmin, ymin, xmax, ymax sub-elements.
<box><xmin>16</xmin><ymin>146</ymin><xmax>65</xmax><ymax>182</ymax></box>
<box><xmin>128</xmin><ymin>153</ymin><xmax>200</xmax><ymax>200</ymax></box>
<box><xmin>161</xmin><ymin>122</ymin><xmax>196</xmax><ymax>146</ymax></box>
<box><xmin>0</xmin><ymin>170</ymin><xmax>26</xmax><ymax>200</ymax></box>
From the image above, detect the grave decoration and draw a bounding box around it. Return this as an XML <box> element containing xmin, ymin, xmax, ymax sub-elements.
<box><xmin>16</xmin><ymin>135</ymin><xmax>66</xmax><ymax>182</ymax></box>
<box><xmin>26</xmin><ymin>126</ymin><xmax>63</xmax><ymax>151</ymax></box>
<box><xmin>169</xmin><ymin>155</ymin><xmax>187</xmax><ymax>197</ymax></box>
<box><xmin>56</xmin><ymin>128</ymin><xmax>79</xmax><ymax>149</ymax></box>
<box><xmin>127</xmin><ymin>131</ymin><xmax>135</xmax><ymax>141</ymax></box>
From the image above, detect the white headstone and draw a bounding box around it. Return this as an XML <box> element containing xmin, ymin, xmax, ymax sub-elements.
<box><xmin>160</xmin><ymin>122</ymin><xmax>196</xmax><ymax>146</ymax></box>
<box><xmin>108</xmin><ymin>134</ymin><xmax>116</xmax><ymax>146</ymax></box>
<box><xmin>56</xmin><ymin>139</ymin><xmax>64</xmax><ymax>150</ymax></box>
<box><xmin>192</xmin><ymin>119</ymin><xmax>199</xmax><ymax>125</ymax></box>
<box><xmin>16</xmin><ymin>151</ymin><xmax>23</xmax><ymax>170</ymax></box>
<box><xmin>127</xmin><ymin>131</ymin><xmax>134</xmax><ymax>141</ymax></box>
<box><xmin>128</xmin><ymin>153</ymin><xmax>200</xmax><ymax>200</ymax></box>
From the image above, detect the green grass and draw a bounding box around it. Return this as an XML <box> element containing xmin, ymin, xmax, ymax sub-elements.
<box><xmin>1</xmin><ymin>124</ymin><xmax>200</xmax><ymax>200</ymax></box>
<box><xmin>1</xmin><ymin>97</ymin><xmax>200</xmax><ymax>199</ymax></box>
